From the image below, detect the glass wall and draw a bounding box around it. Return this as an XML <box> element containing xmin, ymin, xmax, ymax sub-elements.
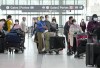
<box><xmin>0</xmin><ymin>0</ymin><xmax>87</xmax><ymax>27</ymax></box>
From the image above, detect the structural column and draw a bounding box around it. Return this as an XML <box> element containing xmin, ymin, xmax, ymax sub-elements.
<box><xmin>59</xmin><ymin>0</ymin><xmax>63</xmax><ymax>26</ymax></box>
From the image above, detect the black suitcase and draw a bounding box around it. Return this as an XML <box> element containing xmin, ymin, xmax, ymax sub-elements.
<box><xmin>49</xmin><ymin>36</ymin><xmax>65</xmax><ymax>49</ymax></box>
<box><xmin>96</xmin><ymin>55</ymin><xmax>100</xmax><ymax>67</ymax></box>
<box><xmin>0</xmin><ymin>38</ymin><xmax>5</xmax><ymax>53</ymax></box>
<box><xmin>86</xmin><ymin>43</ymin><xmax>95</xmax><ymax>66</ymax></box>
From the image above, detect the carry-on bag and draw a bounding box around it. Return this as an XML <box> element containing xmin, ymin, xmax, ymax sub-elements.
<box><xmin>49</xmin><ymin>36</ymin><xmax>65</xmax><ymax>49</ymax></box>
<box><xmin>86</xmin><ymin>43</ymin><xmax>95</xmax><ymax>66</ymax></box>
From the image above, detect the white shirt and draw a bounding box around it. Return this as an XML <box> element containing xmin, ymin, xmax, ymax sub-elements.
<box><xmin>20</xmin><ymin>21</ymin><xmax>26</xmax><ymax>32</ymax></box>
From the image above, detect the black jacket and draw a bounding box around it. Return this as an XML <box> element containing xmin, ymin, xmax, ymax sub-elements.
<box><xmin>64</xmin><ymin>21</ymin><xmax>70</xmax><ymax>36</ymax></box>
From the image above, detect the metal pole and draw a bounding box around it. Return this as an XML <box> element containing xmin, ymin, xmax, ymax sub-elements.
<box><xmin>65</xmin><ymin>0</ymin><xmax>67</xmax><ymax>24</ymax></box>
<box><xmin>14</xmin><ymin>0</ymin><xmax>16</xmax><ymax>19</ymax></box>
<box><xmin>77</xmin><ymin>0</ymin><xmax>78</xmax><ymax>24</ymax></box>
<box><xmin>1</xmin><ymin>0</ymin><xmax>3</xmax><ymax>17</ymax></box>
<box><xmin>39</xmin><ymin>0</ymin><xmax>40</xmax><ymax>16</ymax></box>
<box><xmin>54</xmin><ymin>0</ymin><xmax>55</xmax><ymax>16</ymax></box>
<box><xmin>5</xmin><ymin>0</ymin><xmax>7</xmax><ymax>17</ymax></box>
<box><xmin>74</xmin><ymin>0</ymin><xmax>75</xmax><ymax>18</ymax></box>
<box><xmin>18</xmin><ymin>0</ymin><xmax>19</xmax><ymax>19</ymax></box>
<box><xmin>51</xmin><ymin>0</ymin><xmax>52</xmax><ymax>19</ymax></box>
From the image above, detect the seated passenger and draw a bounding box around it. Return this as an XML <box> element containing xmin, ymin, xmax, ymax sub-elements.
<box><xmin>13</xmin><ymin>19</ymin><xmax>21</xmax><ymax>29</ymax></box>
<box><xmin>69</xmin><ymin>19</ymin><xmax>82</xmax><ymax>47</ymax></box>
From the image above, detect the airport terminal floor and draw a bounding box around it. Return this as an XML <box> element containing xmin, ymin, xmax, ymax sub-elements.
<box><xmin>0</xmin><ymin>34</ymin><xmax>95</xmax><ymax>68</ymax></box>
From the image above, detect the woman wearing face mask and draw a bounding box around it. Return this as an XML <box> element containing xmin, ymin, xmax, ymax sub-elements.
<box><xmin>80</xmin><ymin>19</ymin><xmax>86</xmax><ymax>32</ymax></box>
<box><xmin>87</xmin><ymin>14</ymin><xmax>100</xmax><ymax>43</ymax></box>
<box><xmin>13</xmin><ymin>19</ymin><xmax>21</xmax><ymax>29</ymax></box>
<box><xmin>69</xmin><ymin>19</ymin><xmax>82</xmax><ymax>48</ymax></box>
<box><xmin>50</xmin><ymin>17</ymin><xmax>58</xmax><ymax>32</ymax></box>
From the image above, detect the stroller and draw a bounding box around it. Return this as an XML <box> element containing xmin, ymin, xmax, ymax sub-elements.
<box><xmin>5</xmin><ymin>29</ymin><xmax>25</xmax><ymax>53</ymax></box>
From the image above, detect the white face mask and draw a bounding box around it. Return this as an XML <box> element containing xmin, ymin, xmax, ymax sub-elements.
<box><xmin>53</xmin><ymin>21</ymin><xmax>56</xmax><ymax>23</ymax></box>
<box><xmin>42</xmin><ymin>19</ymin><xmax>45</xmax><ymax>21</ymax></box>
<box><xmin>73</xmin><ymin>22</ymin><xmax>76</xmax><ymax>24</ymax></box>
<box><xmin>93</xmin><ymin>18</ymin><xmax>98</xmax><ymax>21</ymax></box>
<box><xmin>82</xmin><ymin>20</ymin><xmax>84</xmax><ymax>22</ymax></box>
<box><xmin>15</xmin><ymin>22</ymin><xmax>19</xmax><ymax>24</ymax></box>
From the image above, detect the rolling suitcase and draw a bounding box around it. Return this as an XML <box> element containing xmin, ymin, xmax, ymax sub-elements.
<box><xmin>86</xmin><ymin>43</ymin><xmax>95</xmax><ymax>66</ymax></box>
<box><xmin>96</xmin><ymin>55</ymin><xmax>100</xmax><ymax>67</ymax></box>
<box><xmin>44</xmin><ymin>32</ymin><xmax>55</xmax><ymax>51</ymax></box>
<box><xmin>49</xmin><ymin>36</ymin><xmax>65</xmax><ymax>54</ymax></box>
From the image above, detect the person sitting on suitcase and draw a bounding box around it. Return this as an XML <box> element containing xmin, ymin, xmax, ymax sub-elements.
<box><xmin>87</xmin><ymin>14</ymin><xmax>100</xmax><ymax>43</ymax></box>
<box><xmin>36</xmin><ymin>16</ymin><xmax>48</xmax><ymax>54</ymax></box>
<box><xmin>69</xmin><ymin>19</ymin><xmax>82</xmax><ymax>54</ymax></box>
<box><xmin>13</xmin><ymin>19</ymin><xmax>21</xmax><ymax>29</ymax></box>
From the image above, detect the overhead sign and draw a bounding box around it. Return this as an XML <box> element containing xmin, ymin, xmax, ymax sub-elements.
<box><xmin>86</xmin><ymin>16</ymin><xmax>100</xmax><ymax>21</ymax></box>
<box><xmin>22</xmin><ymin>10</ymin><xmax>66</xmax><ymax>12</ymax></box>
<box><xmin>3</xmin><ymin>14</ymin><xmax>81</xmax><ymax>15</ymax></box>
<box><xmin>1</xmin><ymin>5</ymin><xmax>84</xmax><ymax>10</ymax></box>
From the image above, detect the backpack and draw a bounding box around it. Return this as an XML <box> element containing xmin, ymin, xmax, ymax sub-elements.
<box><xmin>3</xmin><ymin>20</ymin><xmax>9</xmax><ymax>31</ymax></box>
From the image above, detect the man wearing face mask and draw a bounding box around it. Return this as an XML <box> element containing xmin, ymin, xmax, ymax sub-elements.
<box><xmin>64</xmin><ymin>16</ymin><xmax>73</xmax><ymax>55</ymax></box>
<box><xmin>44</xmin><ymin>15</ymin><xmax>51</xmax><ymax>32</ymax></box>
<box><xmin>87</xmin><ymin>14</ymin><xmax>100</xmax><ymax>43</ymax></box>
<box><xmin>36</xmin><ymin>16</ymin><xmax>48</xmax><ymax>54</ymax></box>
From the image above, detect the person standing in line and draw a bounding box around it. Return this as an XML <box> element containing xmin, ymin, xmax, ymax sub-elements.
<box><xmin>36</xmin><ymin>16</ymin><xmax>48</xmax><ymax>54</ymax></box>
<box><xmin>20</xmin><ymin>17</ymin><xmax>26</xmax><ymax>49</ymax></box>
<box><xmin>80</xmin><ymin>19</ymin><xmax>86</xmax><ymax>32</ymax></box>
<box><xmin>44</xmin><ymin>15</ymin><xmax>51</xmax><ymax>32</ymax></box>
<box><xmin>20</xmin><ymin>17</ymin><xmax>26</xmax><ymax>33</ymax></box>
<box><xmin>87</xmin><ymin>14</ymin><xmax>100</xmax><ymax>43</ymax></box>
<box><xmin>64</xmin><ymin>16</ymin><xmax>73</xmax><ymax>44</ymax></box>
<box><xmin>64</xmin><ymin>16</ymin><xmax>73</xmax><ymax>55</ymax></box>
<box><xmin>32</xmin><ymin>17</ymin><xmax>38</xmax><ymax>35</ymax></box>
<box><xmin>3</xmin><ymin>15</ymin><xmax>13</xmax><ymax>33</ymax></box>
<box><xmin>50</xmin><ymin>17</ymin><xmax>58</xmax><ymax>32</ymax></box>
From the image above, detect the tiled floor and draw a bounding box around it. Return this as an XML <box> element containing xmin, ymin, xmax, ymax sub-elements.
<box><xmin>0</xmin><ymin>35</ymin><xmax>95</xmax><ymax>68</ymax></box>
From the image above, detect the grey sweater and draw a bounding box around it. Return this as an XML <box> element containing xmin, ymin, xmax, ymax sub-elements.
<box><xmin>45</xmin><ymin>20</ymin><xmax>51</xmax><ymax>31</ymax></box>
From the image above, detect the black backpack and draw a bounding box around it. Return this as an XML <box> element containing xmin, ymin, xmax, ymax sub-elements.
<box><xmin>3</xmin><ymin>20</ymin><xmax>9</xmax><ymax>31</ymax></box>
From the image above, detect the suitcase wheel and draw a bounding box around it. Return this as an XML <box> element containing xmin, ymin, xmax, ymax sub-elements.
<box><xmin>14</xmin><ymin>49</ymin><xmax>19</xmax><ymax>53</ymax></box>
<box><xmin>67</xmin><ymin>52</ymin><xmax>73</xmax><ymax>56</ymax></box>
<box><xmin>9</xmin><ymin>48</ymin><xmax>13</xmax><ymax>54</ymax></box>
<box><xmin>86</xmin><ymin>64</ymin><xmax>87</xmax><ymax>66</ymax></box>
<box><xmin>49</xmin><ymin>51</ymin><xmax>53</xmax><ymax>54</ymax></box>
<box><xmin>55</xmin><ymin>51</ymin><xmax>59</xmax><ymax>55</ymax></box>
<box><xmin>21</xmin><ymin>49</ymin><xmax>24</xmax><ymax>53</ymax></box>
<box><xmin>92</xmin><ymin>65</ymin><xmax>95</xmax><ymax>67</ymax></box>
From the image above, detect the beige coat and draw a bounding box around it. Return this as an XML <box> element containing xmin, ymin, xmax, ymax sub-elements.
<box><xmin>69</xmin><ymin>24</ymin><xmax>82</xmax><ymax>47</ymax></box>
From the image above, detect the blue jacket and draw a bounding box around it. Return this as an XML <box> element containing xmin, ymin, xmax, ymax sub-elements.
<box><xmin>37</xmin><ymin>21</ymin><xmax>46</xmax><ymax>32</ymax></box>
